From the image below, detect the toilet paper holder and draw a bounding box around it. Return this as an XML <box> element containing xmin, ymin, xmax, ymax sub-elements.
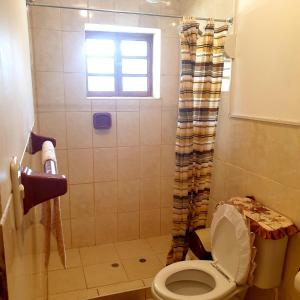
<box><xmin>10</xmin><ymin>132</ymin><xmax>67</xmax><ymax>229</ymax></box>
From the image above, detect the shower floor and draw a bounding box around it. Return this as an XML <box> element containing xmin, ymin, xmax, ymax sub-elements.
<box><xmin>47</xmin><ymin>235</ymin><xmax>171</xmax><ymax>299</ymax></box>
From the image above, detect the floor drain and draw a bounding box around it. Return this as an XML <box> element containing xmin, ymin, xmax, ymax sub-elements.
<box><xmin>111</xmin><ymin>263</ymin><xmax>119</xmax><ymax>268</ymax></box>
<box><xmin>139</xmin><ymin>258</ymin><xmax>147</xmax><ymax>263</ymax></box>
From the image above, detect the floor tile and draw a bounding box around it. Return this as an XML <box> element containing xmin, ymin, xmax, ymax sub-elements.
<box><xmin>156</xmin><ymin>252</ymin><xmax>167</xmax><ymax>266</ymax></box>
<box><xmin>49</xmin><ymin>288</ymin><xmax>98</xmax><ymax>300</ymax></box>
<box><xmin>49</xmin><ymin>249</ymin><xmax>81</xmax><ymax>271</ymax></box>
<box><xmin>80</xmin><ymin>244</ymin><xmax>119</xmax><ymax>266</ymax></box>
<box><xmin>115</xmin><ymin>239</ymin><xmax>154</xmax><ymax>259</ymax></box>
<box><xmin>142</xmin><ymin>277</ymin><xmax>153</xmax><ymax>288</ymax></box>
<box><xmin>145</xmin><ymin>235</ymin><xmax>171</xmax><ymax>254</ymax></box>
<box><xmin>48</xmin><ymin>267</ymin><xmax>86</xmax><ymax>294</ymax></box>
<box><xmin>122</xmin><ymin>254</ymin><xmax>163</xmax><ymax>281</ymax></box>
<box><xmin>84</xmin><ymin>261</ymin><xmax>128</xmax><ymax>288</ymax></box>
<box><xmin>98</xmin><ymin>280</ymin><xmax>144</xmax><ymax>296</ymax></box>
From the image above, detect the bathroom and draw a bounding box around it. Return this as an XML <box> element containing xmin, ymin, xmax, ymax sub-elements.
<box><xmin>0</xmin><ymin>0</ymin><xmax>300</xmax><ymax>299</ymax></box>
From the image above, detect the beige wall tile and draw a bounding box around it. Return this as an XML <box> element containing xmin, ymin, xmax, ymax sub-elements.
<box><xmin>92</xmin><ymin>99</ymin><xmax>116</xmax><ymax>112</ymax></box>
<box><xmin>71</xmin><ymin>217</ymin><xmax>95</xmax><ymax>247</ymax></box>
<box><xmin>161</xmin><ymin>145</ymin><xmax>175</xmax><ymax>177</ymax></box>
<box><xmin>115</xmin><ymin>14</ymin><xmax>139</xmax><ymax>27</ymax></box>
<box><xmin>161</xmin><ymin>0</ymin><xmax>180</xmax><ymax>14</ymax></box>
<box><xmin>89</xmin><ymin>11</ymin><xmax>115</xmax><ymax>24</ymax></box>
<box><xmin>213</xmin><ymin>0</ymin><xmax>235</xmax><ymax>19</ymax></box>
<box><xmin>161</xmin><ymin>37</ymin><xmax>180</xmax><ymax>75</ymax></box>
<box><xmin>88</xmin><ymin>0</ymin><xmax>115</xmax><ymax>9</ymax></box>
<box><xmin>66</xmin><ymin>112</ymin><xmax>93</xmax><ymax>148</ymax></box>
<box><xmin>139</xmin><ymin>0</ymin><xmax>161</xmax><ymax>13</ymax></box>
<box><xmin>160</xmin><ymin>18</ymin><xmax>180</xmax><ymax>38</ymax></box>
<box><xmin>62</xmin><ymin>220</ymin><xmax>72</xmax><ymax>249</ymax></box>
<box><xmin>140</xmin><ymin>178</ymin><xmax>160</xmax><ymax>210</ymax></box>
<box><xmin>56</xmin><ymin>149</ymin><xmax>69</xmax><ymax>175</ymax></box>
<box><xmin>62</xmin><ymin>0</ymin><xmax>87</xmax><ymax>8</ymax></box>
<box><xmin>139</xmin><ymin>15</ymin><xmax>160</xmax><ymax>28</ymax></box>
<box><xmin>140</xmin><ymin>98</ymin><xmax>162</xmax><ymax>109</ymax></box>
<box><xmin>31</xmin><ymin>7</ymin><xmax>61</xmax><ymax>30</ymax></box>
<box><xmin>140</xmin><ymin>209</ymin><xmax>161</xmax><ymax>238</ymax></box>
<box><xmin>140</xmin><ymin>109</ymin><xmax>161</xmax><ymax>145</ymax></box>
<box><xmin>160</xmin><ymin>177</ymin><xmax>173</xmax><ymax>208</ymax></box>
<box><xmin>95</xmin><ymin>213</ymin><xmax>118</xmax><ymax>244</ymax></box>
<box><xmin>116</xmin><ymin>99</ymin><xmax>139</xmax><ymax>112</ymax></box>
<box><xmin>160</xmin><ymin>208</ymin><xmax>172</xmax><ymax>235</ymax></box>
<box><xmin>95</xmin><ymin>181</ymin><xmax>117</xmax><ymax>214</ymax></box>
<box><xmin>117</xmin><ymin>180</ymin><xmax>140</xmax><ymax>213</ymax></box>
<box><xmin>69</xmin><ymin>183</ymin><xmax>94</xmax><ymax>218</ymax></box>
<box><xmin>62</xmin><ymin>31</ymin><xmax>85</xmax><ymax>72</ymax></box>
<box><xmin>60</xmin><ymin>191</ymin><xmax>70</xmax><ymax>220</ymax></box>
<box><xmin>33</xmin><ymin>29</ymin><xmax>63</xmax><ymax>71</ymax></box>
<box><xmin>115</xmin><ymin>0</ymin><xmax>139</xmax><ymax>11</ymax></box>
<box><xmin>117</xmin><ymin>147</ymin><xmax>140</xmax><ymax>180</ymax></box>
<box><xmin>162</xmin><ymin>109</ymin><xmax>177</xmax><ymax>144</ymax></box>
<box><xmin>64</xmin><ymin>73</ymin><xmax>90</xmax><ymax>111</ymax></box>
<box><xmin>117</xmin><ymin>112</ymin><xmax>140</xmax><ymax>146</ymax></box>
<box><xmin>93</xmin><ymin>148</ymin><xmax>117</xmax><ymax>181</ymax></box>
<box><xmin>140</xmin><ymin>145</ymin><xmax>161</xmax><ymax>178</ymax></box>
<box><xmin>38</xmin><ymin>112</ymin><xmax>67</xmax><ymax>149</ymax></box>
<box><xmin>161</xmin><ymin>75</ymin><xmax>180</xmax><ymax>109</ymax></box>
<box><xmin>68</xmin><ymin>149</ymin><xmax>93</xmax><ymax>184</ymax></box>
<box><xmin>117</xmin><ymin>212</ymin><xmax>140</xmax><ymax>241</ymax></box>
<box><xmin>36</xmin><ymin>71</ymin><xmax>65</xmax><ymax>111</ymax></box>
<box><xmin>93</xmin><ymin>112</ymin><xmax>117</xmax><ymax>148</ymax></box>
<box><xmin>61</xmin><ymin>9</ymin><xmax>88</xmax><ymax>31</ymax></box>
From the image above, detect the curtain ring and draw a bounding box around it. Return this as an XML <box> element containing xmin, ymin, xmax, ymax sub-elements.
<box><xmin>208</xmin><ymin>17</ymin><xmax>214</xmax><ymax>24</ymax></box>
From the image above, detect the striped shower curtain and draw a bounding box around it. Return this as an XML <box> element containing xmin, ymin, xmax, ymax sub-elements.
<box><xmin>167</xmin><ymin>18</ymin><xmax>228</xmax><ymax>264</ymax></box>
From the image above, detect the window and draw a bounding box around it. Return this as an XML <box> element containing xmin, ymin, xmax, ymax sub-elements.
<box><xmin>85</xmin><ymin>31</ymin><xmax>153</xmax><ymax>97</ymax></box>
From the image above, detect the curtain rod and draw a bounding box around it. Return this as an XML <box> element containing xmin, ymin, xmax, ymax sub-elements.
<box><xmin>26</xmin><ymin>1</ymin><xmax>233</xmax><ymax>24</ymax></box>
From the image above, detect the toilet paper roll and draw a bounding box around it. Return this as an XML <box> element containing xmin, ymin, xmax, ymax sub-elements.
<box><xmin>294</xmin><ymin>271</ymin><xmax>300</xmax><ymax>292</ymax></box>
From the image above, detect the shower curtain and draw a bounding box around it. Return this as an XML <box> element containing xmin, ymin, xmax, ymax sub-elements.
<box><xmin>167</xmin><ymin>17</ymin><xmax>228</xmax><ymax>264</ymax></box>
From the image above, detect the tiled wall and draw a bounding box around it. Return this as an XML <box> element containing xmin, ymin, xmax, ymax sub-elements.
<box><xmin>30</xmin><ymin>0</ymin><xmax>180</xmax><ymax>248</ymax></box>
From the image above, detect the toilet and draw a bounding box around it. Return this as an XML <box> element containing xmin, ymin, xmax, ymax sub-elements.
<box><xmin>151</xmin><ymin>203</ymin><xmax>288</xmax><ymax>300</ymax></box>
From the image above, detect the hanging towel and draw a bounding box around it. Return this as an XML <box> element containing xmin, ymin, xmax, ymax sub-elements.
<box><xmin>41</xmin><ymin>141</ymin><xmax>66</xmax><ymax>268</ymax></box>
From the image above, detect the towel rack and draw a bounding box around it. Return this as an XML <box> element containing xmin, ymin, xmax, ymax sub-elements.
<box><xmin>10</xmin><ymin>132</ymin><xmax>67</xmax><ymax>229</ymax></box>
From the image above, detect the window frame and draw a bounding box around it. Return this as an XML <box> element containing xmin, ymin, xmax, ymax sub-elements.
<box><xmin>85</xmin><ymin>31</ymin><xmax>153</xmax><ymax>98</ymax></box>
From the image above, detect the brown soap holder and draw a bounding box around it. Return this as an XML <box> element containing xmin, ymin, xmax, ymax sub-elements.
<box><xmin>21</xmin><ymin>166</ymin><xmax>67</xmax><ymax>215</ymax></box>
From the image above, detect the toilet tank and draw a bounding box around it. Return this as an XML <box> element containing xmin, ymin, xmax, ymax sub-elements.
<box><xmin>253</xmin><ymin>235</ymin><xmax>288</xmax><ymax>289</ymax></box>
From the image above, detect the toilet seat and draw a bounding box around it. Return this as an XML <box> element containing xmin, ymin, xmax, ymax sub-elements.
<box><xmin>152</xmin><ymin>260</ymin><xmax>236</xmax><ymax>300</ymax></box>
<box><xmin>152</xmin><ymin>204</ymin><xmax>252</xmax><ymax>300</ymax></box>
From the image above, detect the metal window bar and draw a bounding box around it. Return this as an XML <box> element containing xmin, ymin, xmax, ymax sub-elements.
<box><xmin>26</xmin><ymin>0</ymin><xmax>233</xmax><ymax>24</ymax></box>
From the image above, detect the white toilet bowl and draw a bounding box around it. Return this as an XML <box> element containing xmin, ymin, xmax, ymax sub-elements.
<box><xmin>152</xmin><ymin>204</ymin><xmax>252</xmax><ymax>300</ymax></box>
<box><xmin>152</xmin><ymin>260</ymin><xmax>237</xmax><ymax>300</ymax></box>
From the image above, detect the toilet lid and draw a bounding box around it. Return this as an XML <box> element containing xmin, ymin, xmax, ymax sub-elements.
<box><xmin>211</xmin><ymin>204</ymin><xmax>251</xmax><ymax>285</ymax></box>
